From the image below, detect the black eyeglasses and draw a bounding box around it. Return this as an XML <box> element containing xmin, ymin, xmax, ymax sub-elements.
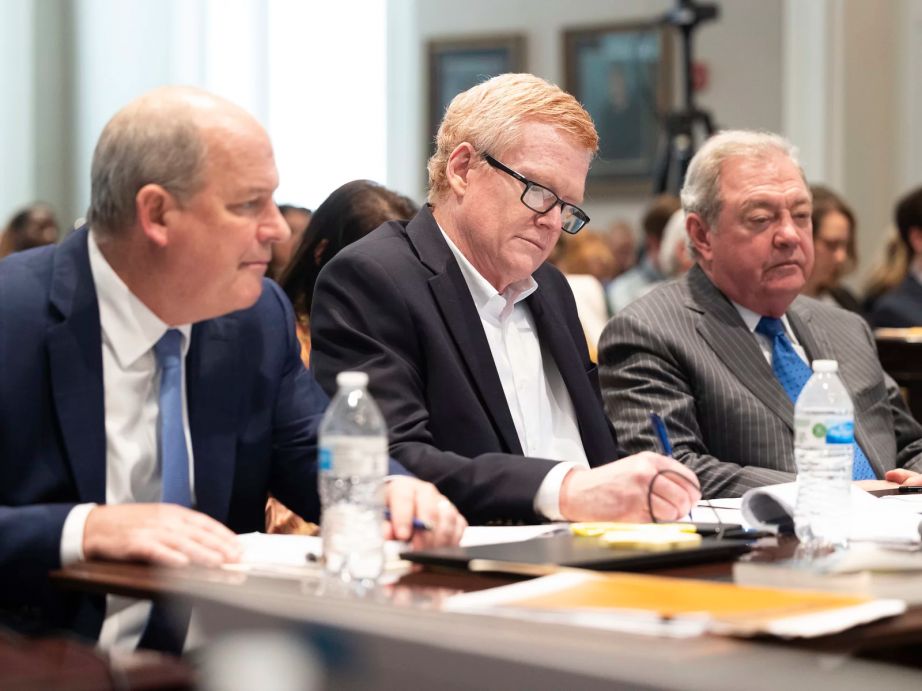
<box><xmin>484</xmin><ymin>154</ymin><xmax>589</xmax><ymax>234</ymax></box>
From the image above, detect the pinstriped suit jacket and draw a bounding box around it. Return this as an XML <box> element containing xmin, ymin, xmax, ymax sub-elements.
<box><xmin>599</xmin><ymin>265</ymin><xmax>922</xmax><ymax>498</ymax></box>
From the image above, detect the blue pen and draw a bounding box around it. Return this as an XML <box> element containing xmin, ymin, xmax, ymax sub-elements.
<box><xmin>650</xmin><ymin>412</ymin><xmax>674</xmax><ymax>456</ymax></box>
<box><xmin>383</xmin><ymin>509</ymin><xmax>432</xmax><ymax>532</ymax></box>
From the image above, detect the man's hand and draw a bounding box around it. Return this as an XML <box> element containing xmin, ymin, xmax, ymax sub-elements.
<box><xmin>559</xmin><ymin>452</ymin><xmax>701</xmax><ymax>522</ymax></box>
<box><xmin>384</xmin><ymin>477</ymin><xmax>466</xmax><ymax>549</ymax></box>
<box><xmin>885</xmin><ymin>468</ymin><xmax>922</xmax><ymax>486</ymax></box>
<box><xmin>83</xmin><ymin>504</ymin><xmax>242</xmax><ymax>567</ymax></box>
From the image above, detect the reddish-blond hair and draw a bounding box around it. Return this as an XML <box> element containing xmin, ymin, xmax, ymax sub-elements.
<box><xmin>427</xmin><ymin>73</ymin><xmax>598</xmax><ymax>203</ymax></box>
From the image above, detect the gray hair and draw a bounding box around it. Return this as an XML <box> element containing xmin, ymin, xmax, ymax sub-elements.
<box><xmin>87</xmin><ymin>94</ymin><xmax>208</xmax><ymax>235</ymax></box>
<box><xmin>659</xmin><ymin>208</ymin><xmax>689</xmax><ymax>278</ymax></box>
<box><xmin>680</xmin><ymin>130</ymin><xmax>805</xmax><ymax>228</ymax></box>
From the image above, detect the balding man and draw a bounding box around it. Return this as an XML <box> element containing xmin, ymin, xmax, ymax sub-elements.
<box><xmin>0</xmin><ymin>87</ymin><xmax>464</xmax><ymax>650</ymax></box>
<box><xmin>600</xmin><ymin>130</ymin><xmax>922</xmax><ymax>497</ymax></box>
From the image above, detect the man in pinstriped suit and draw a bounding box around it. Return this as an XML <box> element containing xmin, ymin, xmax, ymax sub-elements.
<box><xmin>599</xmin><ymin>130</ymin><xmax>922</xmax><ymax>498</ymax></box>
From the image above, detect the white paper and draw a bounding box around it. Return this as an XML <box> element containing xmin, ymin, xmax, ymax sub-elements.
<box><xmin>459</xmin><ymin>524</ymin><xmax>569</xmax><ymax>547</ymax></box>
<box><xmin>740</xmin><ymin>482</ymin><xmax>922</xmax><ymax>546</ymax></box>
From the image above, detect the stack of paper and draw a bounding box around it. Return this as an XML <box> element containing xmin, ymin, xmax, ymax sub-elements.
<box><xmin>741</xmin><ymin>483</ymin><xmax>922</xmax><ymax>546</ymax></box>
<box><xmin>445</xmin><ymin>570</ymin><xmax>906</xmax><ymax>639</ymax></box>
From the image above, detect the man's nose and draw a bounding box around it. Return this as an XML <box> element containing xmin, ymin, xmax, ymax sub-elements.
<box><xmin>261</xmin><ymin>205</ymin><xmax>291</xmax><ymax>244</ymax></box>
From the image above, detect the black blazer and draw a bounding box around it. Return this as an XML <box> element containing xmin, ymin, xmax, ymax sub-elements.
<box><xmin>0</xmin><ymin>228</ymin><xmax>329</xmax><ymax>640</ymax></box>
<box><xmin>310</xmin><ymin>206</ymin><xmax>622</xmax><ymax>524</ymax></box>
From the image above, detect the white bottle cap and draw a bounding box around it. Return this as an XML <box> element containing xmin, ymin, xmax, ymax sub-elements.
<box><xmin>811</xmin><ymin>359</ymin><xmax>838</xmax><ymax>373</ymax></box>
<box><xmin>336</xmin><ymin>371</ymin><xmax>369</xmax><ymax>388</ymax></box>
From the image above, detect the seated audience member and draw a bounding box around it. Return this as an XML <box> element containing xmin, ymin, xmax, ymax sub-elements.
<box><xmin>0</xmin><ymin>86</ymin><xmax>464</xmax><ymax>650</ymax></box>
<box><xmin>0</xmin><ymin>202</ymin><xmax>60</xmax><ymax>258</ymax></box>
<box><xmin>554</xmin><ymin>231</ymin><xmax>616</xmax><ymax>359</ymax></box>
<box><xmin>599</xmin><ymin>130</ymin><xmax>922</xmax><ymax>497</ymax></box>
<box><xmin>310</xmin><ymin>73</ymin><xmax>700</xmax><ymax>525</ymax></box>
<box><xmin>870</xmin><ymin>186</ymin><xmax>922</xmax><ymax>327</ymax></box>
<box><xmin>658</xmin><ymin>209</ymin><xmax>693</xmax><ymax>279</ymax></box>
<box><xmin>801</xmin><ymin>186</ymin><xmax>863</xmax><ymax>315</ymax></box>
<box><xmin>266</xmin><ymin>180</ymin><xmax>417</xmax><ymax>534</ymax></box>
<box><xmin>607</xmin><ymin>194</ymin><xmax>680</xmax><ymax>313</ymax></box>
<box><xmin>268</xmin><ymin>204</ymin><xmax>312</xmax><ymax>280</ymax></box>
<box><xmin>606</xmin><ymin>220</ymin><xmax>637</xmax><ymax>281</ymax></box>
<box><xmin>280</xmin><ymin>180</ymin><xmax>418</xmax><ymax>364</ymax></box>
<box><xmin>864</xmin><ymin>229</ymin><xmax>908</xmax><ymax>313</ymax></box>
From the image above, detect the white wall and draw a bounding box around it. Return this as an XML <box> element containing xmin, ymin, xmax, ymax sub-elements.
<box><xmin>400</xmin><ymin>0</ymin><xmax>784</xmax><ymax>233</ymax></box>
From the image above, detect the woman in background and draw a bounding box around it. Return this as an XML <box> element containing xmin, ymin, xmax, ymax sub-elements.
<box><xmin>801</xmin><ymin>186</ymin><xmax>863</xmax><ymax>315</ymax></box>
<box><xmin>267</xmin><ymin>180</ymin><xmax>417</xmax><ymax>534</ymax></box>
<box><xmin>0</xmin><ymin>202</ymin><xmax>59</xmax><ymax>259</ymax></box>
<box><xmin>280</xmin><ymin>180</ymin><xmax>418</xmax><ymax>365</ymax></box>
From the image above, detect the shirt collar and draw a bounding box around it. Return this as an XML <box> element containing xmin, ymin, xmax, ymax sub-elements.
<box><xmin>732</xmin><ymin>300</ymin><xmax>797</xmax><ymax>342</ymax></box>
<box><xmin>437</xmin><ymin>224</ymin><xmax>538</xmax><ymax>321</ymax></box>
<box><xmin>88</xmin><ymin>230</ymin><xmax>192</xmax><ymax>368</ymax></box>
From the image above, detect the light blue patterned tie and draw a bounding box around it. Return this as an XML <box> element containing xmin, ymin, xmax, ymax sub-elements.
<box><xmin>153</xmin><ymin>329</ymin><xmax>192</xmax><ymax>506</ymax></box>
<box><xmin>755</xmin><ymin>317</ymin><xmax>875</xmax><ymax>480</ymax></box>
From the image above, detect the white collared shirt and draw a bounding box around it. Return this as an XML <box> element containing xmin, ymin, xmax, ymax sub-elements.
<box><xmin>733</xmin><ymin>301</ymin><xmax>809</xmax><ymax>366</ymax></box>
<box><xmin>438</xmin><ymin>227</ymin><xmax>589</xmax><ymax>520</ymax></box>
<box><xmin>59</xmin><ymin>230</ymin><xmax>193</xmax><ymax>651</ymax></box>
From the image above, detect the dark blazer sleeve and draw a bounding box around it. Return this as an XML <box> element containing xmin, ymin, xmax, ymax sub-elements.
<box><xmin>600</xmin><ymin>309</ymin><xmax>792</xmax><ymax>497</ymax></box>
<box><xmin>310</xmin><ymin>247</ymin><xmax>558</xmax><ymax>524</ymax></box>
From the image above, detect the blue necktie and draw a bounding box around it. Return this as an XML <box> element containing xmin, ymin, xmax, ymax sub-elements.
<box><xmin>154</xmin><ymin>329</ymin><xmax>192</xmax><ymax>506</ymax></box>
<box><xmin>755</xmin><ymin>317</ymin><xmax>875</xmax><ymax>480</ymax></box>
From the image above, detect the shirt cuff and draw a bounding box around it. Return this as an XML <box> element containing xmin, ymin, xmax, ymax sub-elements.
<box><xmin>534</xmin><ymin>462</ymin><xmax>581</xmax><ymax>521</ymax></box>
<box><xmin>60</xmin><ymin>503</ymin><xmax>97</xmax><ymax>566</ymax></box>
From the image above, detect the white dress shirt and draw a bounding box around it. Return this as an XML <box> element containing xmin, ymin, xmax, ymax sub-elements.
<box><xmin>439</xmin><ymin>227</ymin><xmax>589</xmax><ymax>520</ymax></box>
<box><xmin>59</xmin><ymin>231</ymin><xmax>193</xmax><ymax>651</ymax></box>
<box><xmin>733</xmin><ymin>302</ymin><xmax>809</xmax><ymax>366</ymax></box>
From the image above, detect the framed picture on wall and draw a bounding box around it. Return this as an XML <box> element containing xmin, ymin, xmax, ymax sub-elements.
<box><xmin>427</xmin><ymin>35</ymin><xmax>526</xmax><ymax>155</ymax></box>
<box><xmin>564</xmin><ymin>22</ymin><xmax>673</xmax><ymax>194</ymax></box>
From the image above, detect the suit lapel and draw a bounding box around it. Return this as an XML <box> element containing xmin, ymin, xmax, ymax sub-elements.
<box><xmin>527</xmin><ymin>287</ymin><xmax>606</xmax><ymax>459</ymax></box>
<box><xmin>48</xmin><ymin>228</ymin><xmax>107</xmax><ymax>504</ymax></box>
<box><xmin>186</xmin><ymin>316</ymin><xmax>240</xmax><ymax>522</ymax></box>
<box><xmin>687</xmin><ymin>266</ymin><xmax>795</xmax><ymax>431</ymax></box>
<box><xmin>409</xmin><ymin>208</ymin><xmax>522</xmax><ymax>454</ymax></box>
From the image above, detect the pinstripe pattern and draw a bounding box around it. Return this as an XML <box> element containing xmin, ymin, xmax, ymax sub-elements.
<box><xmin>599</xmin><ymin>265</ymin><xmax>922</xmax><ymax>498</ymax></box>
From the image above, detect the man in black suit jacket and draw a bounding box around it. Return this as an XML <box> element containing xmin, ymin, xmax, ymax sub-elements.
<box><xmin>0</xmin><ymin>86</ymin><xmax>463</xmax><ymax>646</ymax></box>
<box><xmin>871</xmin><ymin>186</ymin><xmax>922</xmax><ymax>327</ymax></box>
<box><xmin>311</xmin><ymin>74</ymin><xmax>699</xmax><ymax>525</ymax></box>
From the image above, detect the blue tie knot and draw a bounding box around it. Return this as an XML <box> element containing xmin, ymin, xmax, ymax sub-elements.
<box><xmin>154</xmin><ymin>329</ymin><xmax>183</xmax><ymax>369</ymax></box>
<box><xmin>755</xmin><ymin>316</ymin><xmax>785</xmax><ymax>339</ymax></box>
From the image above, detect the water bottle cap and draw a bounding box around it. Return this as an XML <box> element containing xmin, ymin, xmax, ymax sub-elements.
<box><xmin>811</xmin><ymin>359</ymin><xmax>838</xmax><ymax>373</ymax></box>
<box><xmin>336</xmin><ymin>371</ymin><xmax>369</xmax><ymax>389</ymax></box>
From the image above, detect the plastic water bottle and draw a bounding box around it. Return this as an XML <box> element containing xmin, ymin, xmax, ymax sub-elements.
<box><xmin>319</xmin><ymin>371</ymin><xmax>387</xmax><ymax>583</ymax></box>
<box><xmin>793</xmin><ymin>359</ymin><xmax>853</xmax><ymax>551</ymax></box>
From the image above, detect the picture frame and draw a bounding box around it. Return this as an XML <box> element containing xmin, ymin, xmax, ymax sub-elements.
<box><xmin>564</xmin><ymin>22</ymin><xmax>673</xmax><ymax>195</ymax></box>
<box><xmin>427</xmin><ymin>35</ymin><xmax>526</xmax><ymax>155</ymax></box>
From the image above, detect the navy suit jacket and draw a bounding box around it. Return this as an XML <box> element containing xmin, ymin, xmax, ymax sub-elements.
<box><xmin>0</xmin><ymin>228</ymin><xmax>329</xmax><ymax>640</ymax></box>
<box><xmin>310</xmin><ymin>206</ymin><xmax>622</xmax><ymax>524</ymax></box>
<box><xmin>870</xmin><ymin>274</ymin><xmax>922</xmax><ymax>328</ymax></box>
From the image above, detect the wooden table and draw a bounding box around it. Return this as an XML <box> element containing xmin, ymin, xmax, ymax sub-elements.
<box><xmin>50</xmin><ymin>548</ymin><xmax>922</xmax><ymax>689</ymax></box>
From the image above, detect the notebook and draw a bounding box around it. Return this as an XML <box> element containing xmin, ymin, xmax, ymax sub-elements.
<box><xmin>403</xmin><ymin>532</ymin><xmax>751</xmax><ymax>575</ymax></box>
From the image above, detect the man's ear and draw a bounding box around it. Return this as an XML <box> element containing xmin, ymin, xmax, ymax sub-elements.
<box><xmin>686</xmin><ymin>212</ymin><xmax>712</xmax><ymax>262</ymax></box>
<box><xmin>135</xmin><ymin>184</ymin><xmax>178</xmax><ymax>247</ymax></box>
<box><xmin>445</xmin><ymin>143</ymin><xmax>477</xmax><ymax>197</ymax></box>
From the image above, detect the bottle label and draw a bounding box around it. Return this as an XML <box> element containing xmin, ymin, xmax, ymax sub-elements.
<box><xmin>795</xmin><ymin>414</ymin><xmax>854</xmax><ymax>447</ymax></box>
<box><xmin>319</xmin><ymin>436</ymin><xmax>388</xmax><ymax>476</ymax></box>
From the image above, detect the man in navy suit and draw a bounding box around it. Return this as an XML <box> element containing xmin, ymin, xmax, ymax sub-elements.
<box><xmin>311</xmin><ymin>74</ymin><xmax>700</xmax><ymax>525</ymax></box>
<box><xmin>871</xmin><ymin>186</ymin><xmax>922</xmax><ymax>327</ymax></box>
<box><xmin>0</xmin><ymin>86</ymin><xmax>464</xmax><ymax>648</ymax></box>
